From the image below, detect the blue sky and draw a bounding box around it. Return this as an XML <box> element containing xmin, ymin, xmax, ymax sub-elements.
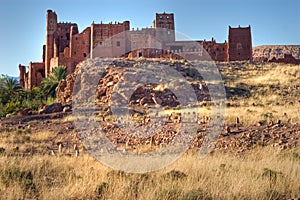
<box><xmin>0</xmin><ymin>0</ymin><xmax>299</xmax><ymax>76</ymax></box>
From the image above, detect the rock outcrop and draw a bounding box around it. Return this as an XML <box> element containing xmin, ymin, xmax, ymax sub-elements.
<box><xmin>253</xmin><ymin>45</ymin><xmax>300</xmax><ymax>62</ymax></box>
<box><xmin>38</xmin><ymin>103</ymin><xmax>63</xmax><ymax>114</ymax></box>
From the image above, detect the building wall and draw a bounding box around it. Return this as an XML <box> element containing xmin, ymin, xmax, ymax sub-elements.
<box><xmin>70</xmin><ymin>27</ymin><xmax>91</xmax><ymax>62</ymax></box>
<box><xmin>129</xmin><ymin>28</ymin><xmax>162</xmax><ymax>53</ymax></box>
<box><xmin>90</xmin><ymin>21</ymin><xmax>130</xmax><ymax>58</ymax></box>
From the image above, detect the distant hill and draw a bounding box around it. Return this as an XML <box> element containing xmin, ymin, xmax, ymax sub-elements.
<box><xmin>0</xmin><ymin>75</ymin><xmax>19</xmax><ymax>85</ymax></box>
<box><xmin>253</xmin><ymin>45</ymin><xmax>300</xmax><ymax>61</ymax></box>
<box><xmin>8</xmin><ymin>76</ymin><xmax>19</xmax><ymax>81</ymax></box>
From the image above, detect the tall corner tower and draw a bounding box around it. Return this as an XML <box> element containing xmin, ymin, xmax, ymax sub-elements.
<box><xmin>45</xmin><ymin>9</ymin><xmax>57</xmax><ymax>77</ymax></box>
<box><xmin>154</xmin><ymin>12</ymin><xmax>175</xmax><ymax>42</ymax></box>
<box><xmin>228</xmin><ymin>25</ymin><xmax>252</xmax><ymax>61</ymax></box>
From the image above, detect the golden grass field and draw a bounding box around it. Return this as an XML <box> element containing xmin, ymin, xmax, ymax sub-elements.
<box><xmin>0</xmin><ymin>62</ymin><xmax>299</xmax><ymax>199</ymax></box>
<box><xmin>0</xmin><ymin>147</ymin><xmax>299</xmax><ymax>199</ymax></box>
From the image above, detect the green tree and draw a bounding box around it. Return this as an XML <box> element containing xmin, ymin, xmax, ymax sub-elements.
<box><xmin>0</xmin><ymin>74</ymin><xmax>6</xmax><ymax>88</ymax></box>
<box><xmin>3</xmin><ymin>77</ymin><xmax>19</xmax><ymax>92</ymax></box>
<box><xmin>0</xmin><ymin>76</ymin><xmax>20</xmax><ymax>104</ymax></box>
<box><xmin>41</xmin><ymin>66</ymin><xmax>66</xmax><ymax>98</ymax></box>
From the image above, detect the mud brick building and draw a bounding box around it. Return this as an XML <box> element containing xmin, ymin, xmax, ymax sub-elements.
<box><xmin>19</xmin><ymin>10</ymin><xmax>252</xmax><ymax>89</ymax></box>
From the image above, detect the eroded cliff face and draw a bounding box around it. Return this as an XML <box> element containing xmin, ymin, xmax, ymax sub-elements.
<box><xmin>56</xmin><ymin>58</ymin><xmax>209</xmax><ymax>105</ymax></box>
<box><xmin>253</xmin><ymin>45</ymin><xmax>300</xmax><ymax>61</ymax></box>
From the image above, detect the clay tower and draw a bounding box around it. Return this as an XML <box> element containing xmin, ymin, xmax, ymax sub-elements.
<box><xmin>153</xmin><ymin>12</ymin><xmax>175</xmax><ymax>42</ymax></box>
<box><xmin>228</xmin><ymin>25</ymin><xmax>252</xmax><ymax>61</ymax></box>
<box><xmin>45</xmin><ymin>10</ymin><xmax>57</xmax><ymax>77</ymax></box>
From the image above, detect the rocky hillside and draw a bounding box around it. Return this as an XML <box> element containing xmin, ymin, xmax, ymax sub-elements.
<box><xmin>253</xmin><ymin>45</ymin><xmax>300</xmax><ymax>61</ymax></box>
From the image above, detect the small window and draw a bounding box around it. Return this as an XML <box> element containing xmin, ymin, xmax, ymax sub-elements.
<box><xmin>83</xmin><ymin>53</ymin><xmax>87</xmax><ymax>57</ymax></box>
<box><xmin>159</xmin><ymin>16</ymin><xmax>163</xmax><ymax>19</ymax></box>
<box><xmin>167</xmin><ymin>16</ymin><xmax>170</xmax><ymax>19</ymax></box>
<box><xmin>100</xmin><ymin>42</ymin><xmax>103</xmax><ymax>45</ymax></box>
<box><xmin>116</xmin><ymin>41</ymin><xmax>121</xmax><ymax>47</ymax></box>
<box><xmin>167</xmin><ymin>30</ymin><xmax>171</xmax><ymax>35</ymax></box>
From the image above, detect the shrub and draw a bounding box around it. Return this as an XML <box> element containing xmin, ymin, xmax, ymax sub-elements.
<box><xmin>0</xmin><ymin>147</ymin><xmax>5</xmax><ymax>154</ymax></box>
<box><xmin>182</xmin><ymin>188</ymin><xmax>212</xmax><ymax>200</ymax></box>
<box><xmin>156</xmin><ymin>188</ymin><xmax>183</xmax><ymax>200</ymax></box>
<box><xmin>164</xmin><ymin>170</ymin><xmax>187</xmax><ymax>180</ymax></box>
<box><xmin>265</xmin><ymin>189</ymin><xmax>287</xmax><ymax>200</ymax></box>
<box><xmin>1</xmin><ymin>167</ymin><xmax>36</xmax><ymax>191</ymax></box>
<box><xmin>95</xmin><ymin>182</ymin><xmax>108</xmax><ymax>199</ymax></box>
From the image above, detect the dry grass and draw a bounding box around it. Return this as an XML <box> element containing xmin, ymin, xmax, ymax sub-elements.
<box><xmin>0</xmin><ymin>147</ymin><xmax>299</xmax><ymax>199</ymax></box>
<box><xmin>221</xmin><ymin>63</ymin><xmax>300</xmax><ymax>126</ymax></box>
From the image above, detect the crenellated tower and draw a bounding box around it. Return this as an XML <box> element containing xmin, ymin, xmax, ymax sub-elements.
<box><xmin>153</xmin><ymin>12</ymin><xmax>175</xmax><ymax>43</ymax></box>
<box><xmin>228</xmin><ymin>25</ymin><xmax>252</xmax><ymax>61</ymax></box>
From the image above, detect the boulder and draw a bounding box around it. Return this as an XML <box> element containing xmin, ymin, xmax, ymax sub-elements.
<box><xmin>63</xmin><ymin>106</ymin><xmax>72</xmax><ymax>113</ymax></box>
<box><xmin>15</xmin><ymin>108</ymin><xmax>32</xmax><ymax>116</ymax></box>
<box><xmin>39</xmin><ymin>103</ymin><xmax>63</xmax><ymax>114</ymax></box>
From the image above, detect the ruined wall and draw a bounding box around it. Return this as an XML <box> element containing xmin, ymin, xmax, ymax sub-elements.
<box><xmin>129</xmin><ymin>49</ymin><xmax>171</xmax><ymax>59</ymax></box>
<box><xmin>70</xmin><ymin>27</ymin><xmax>91</xmax><ymax>62</ymax></box>
<box><xmin>18</xmin><ymin>64</ymin><xmax>26</xmax><ymax>88</ymax></box>
<box><xmin>50</xmin><ymin>57</ymin><xmax>76</xmax><ymax>75</ymax></box>
<box><xmin>28</xmin><ymin>62</ymin><xmax>45</xmax><ymax>89</ymax></box>
<box><xmin>55</xmin><ymin>23</ymin><xmax>77</xmax><ymax>54</ymax></box>
<box><xmin>228</xmin><ymin>26</ymin><xmax>252</xmax><ymax>61</ymax></box>
<box><xmin>202</xmin><ymin>39</ymin><xmax>228</xmax><ymax>62</ymax></box>
<box><xmin>45</xmin><ymin>10</ymin><xmax>57</xmax><ymax>77</ymax></box>
<box><xmin>269</xmin><ymin>54</ymin><xmax>300</xmax><ymax>64</ymax></box>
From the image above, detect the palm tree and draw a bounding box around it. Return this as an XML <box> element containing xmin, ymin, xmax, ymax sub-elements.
<box><xmin>0</xmin><ymin>74</ymin><xmax>6</xmax><ymax>89</ymax></box>
<box><xmin>4</xmin><ymin>77</ymin><xmax>19</xmax><ymax>92</ymax></box>
<box><xmin>0</xmin><ymin>76</ymin><xmax>20</xmax><ymax>104</ymax></box>
<box><xmin>41</xmin><ymin>66</ymin><xmax>67</xmax><ymax>98</ymax></box>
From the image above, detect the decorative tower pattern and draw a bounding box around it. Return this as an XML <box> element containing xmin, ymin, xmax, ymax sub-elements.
<box><xmin>153</xmin><ymin>12</ymin><xmax>175</xmax><ymax>43</ymax></box>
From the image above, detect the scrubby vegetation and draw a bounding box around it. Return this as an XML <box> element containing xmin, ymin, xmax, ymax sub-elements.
<box><xmin>0</xmin><ymin>66</ymin><xmax>66</xmax><ymax>117</ymax></box>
